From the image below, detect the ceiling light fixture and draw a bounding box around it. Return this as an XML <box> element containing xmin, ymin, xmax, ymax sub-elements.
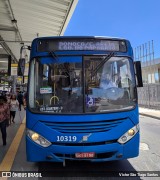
<box><xmin>11</xmin><ymin>19</ymin><xmax>17</xmax><ymax>23</ymax></box>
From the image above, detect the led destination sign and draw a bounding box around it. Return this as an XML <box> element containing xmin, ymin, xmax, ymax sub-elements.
<box><xmin>37</xmin><ymin>39</ymin><xmax>127</xmax><ymax>52</ymax></box>
<box><xmin>58</xmin><ymin>40</ymin><xmax>119</xmax><ymax>51</ymax></box>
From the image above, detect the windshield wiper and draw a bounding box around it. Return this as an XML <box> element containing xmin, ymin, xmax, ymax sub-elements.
<box><xmin>49</xmin><ymin>51</ymin><xmax>59</xmax><ymax>61</ymax></box>
<box><xmin>89</xmin><ymin>52</ymin><xmax>115</xmax><ymax>78</ymax></box>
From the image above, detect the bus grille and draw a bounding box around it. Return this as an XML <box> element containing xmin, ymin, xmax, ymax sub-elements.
<box><xmin>52</xmin><ymin>139</ymin><xmax>117</xmax><ymax>146</ymax></box>
<box><xmin>40</xmin><ymin>118</ymin><xmax>126</xmax><ymax>133</ymax></box>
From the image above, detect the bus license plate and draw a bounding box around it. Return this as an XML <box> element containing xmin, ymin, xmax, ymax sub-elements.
<box><xmin>75</xmin><ymin>152</ymin><xmax>95</xmax><ymax>158</ymax></box>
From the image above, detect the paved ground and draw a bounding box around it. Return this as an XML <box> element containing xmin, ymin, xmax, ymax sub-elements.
<box><xmin>0</xmin><ymin>109</ymin><xmax>25</xmax><ymax>162</ymax></box>
<box><xmin>139</xmin><ymin>107</ymin><xmax>160</xmax><ymax>120</ymax></box>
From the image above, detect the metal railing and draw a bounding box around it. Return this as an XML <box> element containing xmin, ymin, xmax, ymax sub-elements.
<box><xmin>137</xmin><ymin>83</ymin><xmax>160</xmax><ymax>109</ymax></box>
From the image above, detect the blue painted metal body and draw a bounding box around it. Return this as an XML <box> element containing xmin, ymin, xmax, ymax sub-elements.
<box><xmin>26</xmin><ymin>36</ymin><xmax>139</xmax><ymax>162</ymax></box>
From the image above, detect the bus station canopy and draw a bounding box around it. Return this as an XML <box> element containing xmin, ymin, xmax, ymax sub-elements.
<box><xmin>0</xmin><ymin>0</ymin><xmax>78</xmax><ymax>62</ymax></box>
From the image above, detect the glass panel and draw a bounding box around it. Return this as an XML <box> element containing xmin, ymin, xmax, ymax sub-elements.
<box><xmin>28</xmin><ymin>59</ymin><xmax>35</xmax><ymax>108</ymax></box>
<box><xmin>29</xmin><ymin>55</ymin><xmax>136</xmax><ymax>114</ymax></box>
<box><xmin>84</xmin><ymin>56</ymin><xmax>136</xmax><ymax>112</ymax></box>
<box><xmin>29</xmin><ymin>56</ymin><xmax>83</xmax><ymax>113</ymax></box>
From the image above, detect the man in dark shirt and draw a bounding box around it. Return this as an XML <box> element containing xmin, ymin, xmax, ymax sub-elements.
<box><xmin>17</xmin><ymin>91</ymin><xmax>23</xmax><ymax>111</ymax></box>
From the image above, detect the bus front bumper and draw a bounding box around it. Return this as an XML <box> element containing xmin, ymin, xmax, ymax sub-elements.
<box><xmin>26</xmin><ymin>132</ymin><xmax>139</xmax><ymax>162</ymax></box>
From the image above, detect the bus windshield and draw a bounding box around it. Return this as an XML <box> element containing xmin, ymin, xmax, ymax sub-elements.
<box><xmin>28</xmin><ymin>55</ymin><xmax>136</xmax><ymax>114</ymax></box>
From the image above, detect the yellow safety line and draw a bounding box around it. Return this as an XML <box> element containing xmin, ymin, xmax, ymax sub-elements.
<box><xmin>0</xmin><ymin>117</ymin><xmax>26</xmax><ymax>173</ymax></box>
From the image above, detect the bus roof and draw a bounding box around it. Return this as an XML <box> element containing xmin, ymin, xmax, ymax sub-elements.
<box><xmin>32</xmin><ymin>36</ymin><xmax>129</xmax><ymax>42</ymax></box>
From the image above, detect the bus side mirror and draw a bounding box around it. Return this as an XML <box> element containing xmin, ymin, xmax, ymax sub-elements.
<box><xmin>17</xmin><ymin>58</ymin><xmax>25</xmax><ymax>76</ymax></box>
<box><xmin>134</xmin><ymin>61</ymin><xmax>143</xmax><ymax>87</ymax></box>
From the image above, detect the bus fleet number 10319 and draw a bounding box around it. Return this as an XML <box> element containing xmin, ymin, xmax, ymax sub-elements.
<box><xmin>56</xmin><ymin>135</ymin><xmax>77</xmax><ymax>142</ymax></box>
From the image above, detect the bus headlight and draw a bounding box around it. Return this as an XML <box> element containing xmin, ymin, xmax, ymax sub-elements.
<box><xmin>118</xmin><ymin>124</ymin><xmax>139</xmax><ymax>144</ymax></box>
<box><xmin>27</xmin><ymin>129</ymin><xmax>51</xmax><ymax>147</ymax></box>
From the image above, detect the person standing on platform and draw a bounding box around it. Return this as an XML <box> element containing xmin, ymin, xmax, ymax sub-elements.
<box><xmin>6</xmin><ymin>92</ymin><xmax>11</xmax><ymax>103</ymax></box>
<box><xmin>0</xmin><ymin>94</ymin><xmax>9</xmax><ymax>146</ymax></box>
<box><xmin>10</xmin><ymin>94</ymin><xmax>19</xmax><ymax>124</ymax></box>
<box><xmin>17</xmin><ymin>91</ymin><xmax>23</xmax><ymax>111</ymax></box>
<box><xmin>23</xmin><ymin>91</ymin><xmax>27</xmax><ymax>110</ymax></box>
<box><xmin>6</xmin><ymin>92</ymin><xmax>11</xmax><ymax>126</ymax></box>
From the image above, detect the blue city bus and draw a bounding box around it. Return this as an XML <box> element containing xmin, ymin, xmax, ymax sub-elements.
<box><xmin>26</xmin><ymin>36</ymin><xmax>143</xmax><ymax>163</ymax></box>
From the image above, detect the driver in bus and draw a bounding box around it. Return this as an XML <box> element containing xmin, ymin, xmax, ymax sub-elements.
<box><xmin>100</xmin><ymin>73</ymin><xmax>116</xmax><ymax>89</ymax></box>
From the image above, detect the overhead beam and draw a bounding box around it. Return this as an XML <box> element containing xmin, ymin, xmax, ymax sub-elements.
<box><xmin>6</xmin><ymin>0</ymin><xmax>23</xmax><ymax>43</ymax></box>
<box><xmin>0</xmin><ymin>40</ymin><xmax>32</xmax><ymax>43</ymax></box>
<box><xmin>0</xmin><ymin>25</ymin><xmax>17</xmax><ymax>32</ymax></box>
<box><xmin>0</xmin><ymin>54</ymin><xmax>9</xmax><ymax>58</ymax></box>
<box><xmin>0</xmin><ymin>36</ymin><xmax>18</xmax><ymax>62</ymax></box>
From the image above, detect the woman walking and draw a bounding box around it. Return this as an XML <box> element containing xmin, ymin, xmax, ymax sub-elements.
<box><xmin>10</xmin><ymin>94</ymin><xmax>19</xmax><ymax>124</ymax></box>
<box><xmin>0</xmin><ymin>94</ymin><xmax>9</xmax><ymax>146</ymax></box>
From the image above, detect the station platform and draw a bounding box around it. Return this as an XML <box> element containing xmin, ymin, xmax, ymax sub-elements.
<box><xmin>139</xmin><ymin>107</ymin><xmax>160</xmax><ymax>120</ymax></box>
<box><xmin>0</xmin><ymin>108</ymin><xmax>26</xmax><ymax>172</ymax></box>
